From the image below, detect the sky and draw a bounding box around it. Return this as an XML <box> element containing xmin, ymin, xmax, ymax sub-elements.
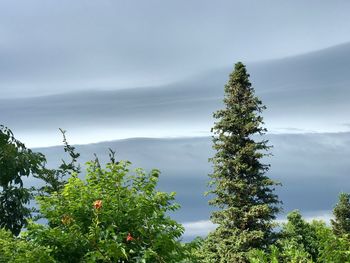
<box><xmin>2</xmin><ymin>0</ymin><xmax>350</xmax><ymax>240</ymax></box>
<box><xmin>1</xmin><ymin>0</ymin><xmax>350</xmax><ymax>99</ymax></box>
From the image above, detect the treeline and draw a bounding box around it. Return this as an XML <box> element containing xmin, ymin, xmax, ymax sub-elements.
<box><xmin>0</xmin><ymin>63</ymin><xmax>349</xmax><ymax>262</ymax></box>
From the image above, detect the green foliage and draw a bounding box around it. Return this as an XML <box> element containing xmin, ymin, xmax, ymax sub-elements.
<box><xmin>280</xmin><ymin>210</ymin><xmax>319</xmax><ymax>261</ymax></box>
<box><xmin>248</xmin><ymin>244</ymin><xmax>313</xmax><ymax>263</ymax></box>
<box><xmin>34</xmin><ymin>128</ymin><xmax>81</xmax><ymax>196</ymax></box>
<box><xmin>248</xmin><ymin>212</ymin><xmax>350</xmax><ymax>263</ymax></box>
<box><xmin>0</xmin><ymin>125</ymin><xmax>46</xmax><ymax>235</ymax></box>
<box><xmin>0</xmin><ymin>228</ymin><xmax>54</xmax><ymax>262</ymax></box>
<box><xmin>332</xmin><ymin>192</ymin><xmax>350</xmax><ymax>236</ymax></box>
<box><xmin>256</xmin><ymin>211</ymin><xmax>319</xmax><ymax>262</ymax></box>
<box><xmin>27</xmin><ymin>160</ymin><xmax>188</xmax><ymax>262</ymax></box>
<box><xmin>313</xmin><ymin>220</ymin><xmax>350</xmax><ymax>262</ymax></box>
<box><xmin>204</xmin><ymin>62</ymin><xmax>281</xmax><ymax>262</ymax></box>
<box><xmin>180</xmin><ymin>237</ymin><xmax>204</xmax><ymax>263</ymax></box>
<box><xmin>248</xmin><ymin>245</ymin><xmax>279</xmax><ymax>263</ymax></box>
<box><xmin>0</xmin><ymin>126</ymin><xmax>81</xmax><ymax>234</ymax></box>
<box><xmin>278</xmin><ymin>240</ymin><xmax>314</xmax><ymax>263</ymax></box>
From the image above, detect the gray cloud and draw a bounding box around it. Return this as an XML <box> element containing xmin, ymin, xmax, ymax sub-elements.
<box><xmin>1</xmin><ymin>0</ymin><xmax>350</xmax><ymax>97</ymax></box>
<box><xmin>2</xmin><ymin>42</ymin><xmax>350</xmax><ymax>147</ymax></box>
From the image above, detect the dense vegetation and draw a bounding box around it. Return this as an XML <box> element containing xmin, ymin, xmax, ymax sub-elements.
<box><xmin>1</xmin><ymin>63</ymin><xmax>349</xmax><ymax>262</ymax></box>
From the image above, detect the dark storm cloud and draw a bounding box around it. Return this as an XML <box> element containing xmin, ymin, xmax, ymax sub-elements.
<box><xmin>1</xmin><ymin>0</ymin><xmax>350</xmax><ymax>97</ymax></box>
<box><xmin>33</xmin><ymin>132</ymin><xmax>350</xmax><ymax>239</ymax></box>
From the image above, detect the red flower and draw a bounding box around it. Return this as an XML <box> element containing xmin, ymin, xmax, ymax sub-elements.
<box><xmin>93</xmin><ymin>200</ymin><xmax>102</xmax><ymax>210</ymax></box>
<box><xmin>126</xmin><ymin>233</ymin><xmax>134</xmax><ymax>242</ymax></box>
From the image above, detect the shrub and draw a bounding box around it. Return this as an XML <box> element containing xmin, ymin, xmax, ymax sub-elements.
<box><xmin>0</xmin><ymin>228</ymin><xmax>54</xmax><ymax>262</ymax></box>
<box><xmin>313</xmin><ymin>220</ymin><xmax>350</xmax><ymax>263</ymax></box>
<box><xmin>27</xmin><ymin>160</ymin><xmax>188</xmax><ymax>262</ymax></box>
<box><xmin>280</xmin><ymin>210</ymin><xmax>319</xmax><ymax>261</ymax></box>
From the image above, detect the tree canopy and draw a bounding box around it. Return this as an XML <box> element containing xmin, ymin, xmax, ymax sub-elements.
<box><xmin>0</xmin><ymin>125</ymin><xmax>45</xmax><ymax>235</ymax></box>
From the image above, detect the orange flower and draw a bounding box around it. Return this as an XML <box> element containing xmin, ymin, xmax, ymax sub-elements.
<box><xmin>93</xmin><ymin>200</ymin><xmax>102</xmax><ymax>210</ymax></box>
<box><xmin>61</xmin><ymin>215</ymin><xmax>73</xmax><ymax>225</ymax></box>
<box><xmin>126</xmin><ymin>233</ymin><xmax>134</xmax><ymax>242</ymax></box>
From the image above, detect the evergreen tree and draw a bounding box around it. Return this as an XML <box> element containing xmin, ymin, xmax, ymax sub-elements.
<box><xmin>331</xmin><ymin>192</ymin><xmax>350</xmax><ymax>236</ymax></box>
<box><xmin>203</xmin><ymin>62</ymin><xmax>281</xmax><ymax>262</ymax></box>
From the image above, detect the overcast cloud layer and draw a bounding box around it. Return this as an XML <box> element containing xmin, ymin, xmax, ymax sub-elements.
<box><xmin>1</xmin><ymin>0</ymin><xmax>350</xmax><ymax>98</ymax></box>
<box><xmin>2</xmin><ymin>42</ymin><xmax>350</xmax><ymax>147</ymax></box>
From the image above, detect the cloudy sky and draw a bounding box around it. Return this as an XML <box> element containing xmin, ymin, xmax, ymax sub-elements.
<box><xmin>2</xmin><ymin>0</ymin><xmax>350</xmax><ymax>240</ymax></box>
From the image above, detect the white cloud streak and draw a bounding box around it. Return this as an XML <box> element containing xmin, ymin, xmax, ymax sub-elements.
<box><xmin>182</xmin><ymin>220</ymin><xmax>216</xmax><ymax>238</ymax></box>
<box><xmin>183</xmin><ymin>211</ymin><xmax>334</xmax><ymax>238</ymax></box>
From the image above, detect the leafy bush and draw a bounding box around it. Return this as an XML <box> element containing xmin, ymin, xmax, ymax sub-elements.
<box><xmin>0</xmin><ymin>228</ymin><xmax>54</xmax><ymax>262</ymax></box>
<box><xmin>312</xmin><ymin>220</ymin><xmax>350</xmax><ymax>263</ymax></box>
<box><xmin>248</xmin><ymin>245</ymin><xmax>279</xmax><ymax>263</ymax></box>
<box><xmin>27</xmin><ymin>160</ymin><xmax>188</xmax><ymax>262</ymax></box>
<box><xmin>180</xmin><ymin>236</ymin><xmax>204</xmax><ymax>263</ymax></box>
<box><xmin>248</xmin><ymin>212</ymin><xmax>350</xmax><ymax>263</ymax></box>
<box><xmin>280</xmin><ymin>210</ymin><xmax>319</xmax><ymax>261</ymax></box>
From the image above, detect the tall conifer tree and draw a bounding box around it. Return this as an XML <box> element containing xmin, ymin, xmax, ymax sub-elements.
<box><xmin>203</xmin><ymin>62</ymin><xmax>281</xmax><ymax>262</ymax></box>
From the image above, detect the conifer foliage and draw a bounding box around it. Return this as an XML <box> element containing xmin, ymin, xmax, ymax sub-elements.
<box><xmin>203</xmin><ymin>62</ymin><xmax>281</xmax><ymax>262</ymax></box>
<box><xmin>332</xmin><ymin>192</ymin><xmax>350</xmax><ymax>236</ymax></box>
